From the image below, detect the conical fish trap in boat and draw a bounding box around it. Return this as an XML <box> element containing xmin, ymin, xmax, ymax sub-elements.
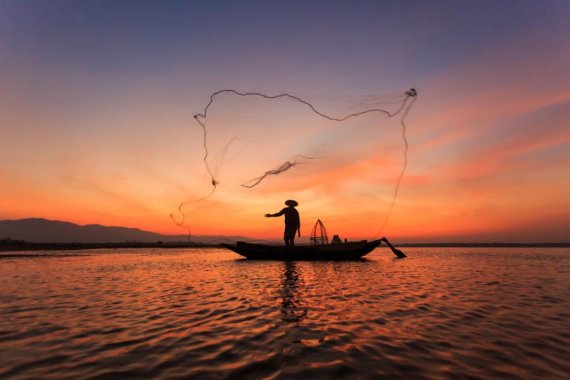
<box><xmin>310</xmin><ymin>219</ymin><xmax>329</xmax><ymax>246</ymax></box>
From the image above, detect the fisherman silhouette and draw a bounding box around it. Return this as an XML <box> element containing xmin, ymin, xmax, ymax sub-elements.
<box><xmin>265</xmin><ymin>200</ymin><xmax>301</xmax><ymax>247</ymax></box>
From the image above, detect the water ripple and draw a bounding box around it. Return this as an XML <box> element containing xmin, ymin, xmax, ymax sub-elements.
<box><xmin>0</xmin><ymin>248</ymin><xmax>569</xmax><ymax>379</ymax></box>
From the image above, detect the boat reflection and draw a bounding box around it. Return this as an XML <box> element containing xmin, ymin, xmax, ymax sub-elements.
<box><xmin>280</xmin><ymin>261</ymin><xmax>307</xmax><ymax>322</ymax></box>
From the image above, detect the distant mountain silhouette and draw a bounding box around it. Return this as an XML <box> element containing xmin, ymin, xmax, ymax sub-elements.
<box><xmin>0</xmin><ymin>218</ymin><xmax>257</xmax><ymax>244</ymax></box>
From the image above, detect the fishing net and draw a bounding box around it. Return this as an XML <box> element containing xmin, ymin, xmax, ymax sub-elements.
<box><xmin>172</xmin><ymin>88</ymin><xmax>417</xmax><ymax>239</ymax></box>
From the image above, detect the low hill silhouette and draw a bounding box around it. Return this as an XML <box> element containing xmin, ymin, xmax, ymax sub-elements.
<box><xmin>0</xmin><ymin>218</ymin><xmax>255</xmax><ymax>244</ymax></box>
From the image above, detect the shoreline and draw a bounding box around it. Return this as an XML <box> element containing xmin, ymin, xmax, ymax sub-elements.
<box><xmin>1</xmin><ymin>240</ymin><xmax>569</xmax><ymax>252</ymax></box>
<box><xmin>0</xmin><ymin>241</ymin><xmax>218</xmax><ymax>252</ymax></box>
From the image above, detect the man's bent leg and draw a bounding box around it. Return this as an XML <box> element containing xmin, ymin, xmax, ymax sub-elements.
<box><xmin>285</xmin><ymin>227</ymin><xmax>296</xmax><ymax>248</ymax></box>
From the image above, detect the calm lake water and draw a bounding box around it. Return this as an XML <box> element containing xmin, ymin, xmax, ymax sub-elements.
<box><xmin>0</xmin><ymin>247</ymin><xmax>569</xmax><ymax>379</ymax></box>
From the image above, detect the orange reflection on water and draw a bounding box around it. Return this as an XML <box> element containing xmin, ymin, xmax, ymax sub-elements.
<box><xmin>1</xmin><ymin>248</ymin><xmax>569</xmax><ymax>378</ymax></box>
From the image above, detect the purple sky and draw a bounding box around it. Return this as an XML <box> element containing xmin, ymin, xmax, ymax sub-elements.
<box><xmin>1</xmin><ymin>1</ymin><xmax>569</xmax><ymax>242</ymax></box>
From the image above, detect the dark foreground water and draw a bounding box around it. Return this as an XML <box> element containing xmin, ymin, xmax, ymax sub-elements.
<box><xmin>0</xmin><ymin>248</ymin><xmax>569</xmax><ymax>379</ymax></box>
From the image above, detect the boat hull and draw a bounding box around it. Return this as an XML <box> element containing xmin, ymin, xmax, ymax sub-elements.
<box><xmin>221</xmin><ymin>240</ymin><xmax>382</xmax><ymax>260</ymax></box>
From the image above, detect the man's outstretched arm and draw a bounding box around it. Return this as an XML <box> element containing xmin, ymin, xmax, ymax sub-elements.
<box><xmin>265</xmin><ymin>209</ymin><xmax>286</xmax><ymax>218</ymax></box>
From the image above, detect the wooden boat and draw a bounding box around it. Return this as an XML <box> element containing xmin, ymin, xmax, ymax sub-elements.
<box><xmin>221</xmin><ymin>239</ymin><xmax>382</xmax><ymax>260</ymax></box>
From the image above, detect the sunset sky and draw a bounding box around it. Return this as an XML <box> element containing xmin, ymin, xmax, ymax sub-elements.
<box><xmin>1</xmin><ymin>1</ymin><xmax>569</xmax><ymax>242</ymax></box>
